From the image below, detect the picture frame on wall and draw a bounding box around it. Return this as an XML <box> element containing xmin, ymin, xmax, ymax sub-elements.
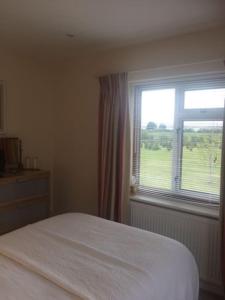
<box><xmin>0</xmin><ymin>81</ymin><xmax>6</xmax><ymax>134</ymax></box>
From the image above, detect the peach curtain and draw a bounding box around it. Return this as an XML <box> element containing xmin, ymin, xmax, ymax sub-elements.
<box><xmin>98</xmin><ymin>72</ymin><xmax>130</xmax><ymax>222</ymax></box>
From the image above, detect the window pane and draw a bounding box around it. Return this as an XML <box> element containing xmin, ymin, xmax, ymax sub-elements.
<box><xmin>181</xmin><ymin>121</ymin><xmax>222</xmax><ymax>196</ymax></box>
<box><xmin>140</xmin><ymin>89</ymin><xmax>175</xmax><ymax>190</ymax></box>
<box><xmin>184</xmin><ymin>88</ymin><xmax>225</xmax><ymax>109</ymax></box>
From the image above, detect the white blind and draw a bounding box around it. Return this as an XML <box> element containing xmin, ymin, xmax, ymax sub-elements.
<box><xmin>132</xmin><ymin>75</ymin><xmax>225</xmax><ymax>203</ymax></box>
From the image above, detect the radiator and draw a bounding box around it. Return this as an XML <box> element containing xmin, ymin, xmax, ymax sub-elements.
<box><xmin>130</xmin><ymin>200</ymin><xmax>221</xmax><ymax>289</ymax></box>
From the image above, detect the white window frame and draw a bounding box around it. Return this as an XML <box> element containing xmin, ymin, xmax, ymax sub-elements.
<box><xmin>133</xmin><ymin>74</ymin><xmax>225</xmax><ymax>204</ymax></box>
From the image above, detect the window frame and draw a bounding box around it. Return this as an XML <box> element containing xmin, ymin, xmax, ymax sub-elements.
<box><xmin>133</xmin><ymin>75</ymin><xmax>225</xmax><ymax>204</ymax></box>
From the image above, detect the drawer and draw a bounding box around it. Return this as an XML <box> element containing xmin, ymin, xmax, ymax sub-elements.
<box><xmin>0</xmin><ymin>198</ymin><xmax>49</xmax><ymax>235</ymax></box>
<box><xmin>15</xmin><ymin>178</ymin><xmax>49</xmax><ymax>199</ymax></box>
<box><xmin>0</xmin><ymin>178</ymin><xmax>49</xmax><ymax>203</ymax></box>
<box><xmin>0</xmin><ymin>183</ymin><xmax>16</xmax><ymax>203</ymax></box>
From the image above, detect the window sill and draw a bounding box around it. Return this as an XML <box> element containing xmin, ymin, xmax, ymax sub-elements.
<box><xmin>130</xmin><ymin>194</ymin><xmax>220</xmax><ymax>220</ymax></box>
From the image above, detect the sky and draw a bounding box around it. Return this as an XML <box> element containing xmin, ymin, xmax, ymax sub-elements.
<box><xmin>141</xmin><ymin>89</ymin><xmax>175</xmax><ymax>128</ymax></box>
<box><xmin>141</xmin><ymin>88</ymin><xmax>225</xmax><ymax>129</ymax></box>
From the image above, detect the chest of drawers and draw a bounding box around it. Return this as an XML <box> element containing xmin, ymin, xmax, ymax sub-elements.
<box><xmin>0</xmin><ymin>170</ymin><xmax>50</xmax><ymax>234</ymax></box>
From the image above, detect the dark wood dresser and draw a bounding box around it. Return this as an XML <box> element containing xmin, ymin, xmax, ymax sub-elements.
<box><xmin>0</xmin><ymin>170</ymin><xmax>50</xmax><ymax>235</ymax></box>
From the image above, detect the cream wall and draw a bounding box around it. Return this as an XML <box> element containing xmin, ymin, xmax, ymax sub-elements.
<box><xmin>0</xmin><ymin>49</ymin><xmax>56</xmax><ymax>185</ymax></box>
<box><xmin>1</xmin><ymin>27</ymin><xmax>224</xmax><ymax>216</ymax></box>
<box><xmin>53</xmin><ymin>26</ymin><xmax>225</xmax><ymax>215</ymax></box>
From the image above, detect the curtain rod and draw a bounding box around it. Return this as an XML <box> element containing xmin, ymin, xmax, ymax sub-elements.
<box><xmin>94</xmin><ymin>58</ymin><xmax>225</xmax><ymax>79</ymax></box>
<box><xmin>129</xmin><ymin>58</ymin><xmax>225</xmax><ymax>75</ymax></box>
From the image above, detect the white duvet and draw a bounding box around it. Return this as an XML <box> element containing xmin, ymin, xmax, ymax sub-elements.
<box><xmin>0</xmin><ymin>213</ymin><xmax>198</xmax><ymax>300</ymax></box>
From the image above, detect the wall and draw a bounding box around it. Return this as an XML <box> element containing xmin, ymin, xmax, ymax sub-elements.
<box><xmin>2</xmin><ymin>27</ymin><xmax>224</xmax><ymax>216</ymax></box>
<box><xmin>0</xmin><ymin>49</ymin><xmax>57</xmax><ymax>209</ymax></box>
<box><xmin>53</xmin><ymin>26</ymin><xmax>225</xmax><ymax>215</ymax></box>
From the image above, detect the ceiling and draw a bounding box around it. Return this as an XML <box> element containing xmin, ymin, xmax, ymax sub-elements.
<box><xmin>0</xmin><ymin>0</ymin><xmax>225</xmax><ymax>58</ymax></box>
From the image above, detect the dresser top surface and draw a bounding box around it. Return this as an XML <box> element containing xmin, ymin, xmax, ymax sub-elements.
<box><xmin>0</xmin><ymin>170</ymin><xmax>50</xmax><ymax>186</ymax></box>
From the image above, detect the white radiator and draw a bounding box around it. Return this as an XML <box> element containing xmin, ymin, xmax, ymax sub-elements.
<box><xmin>130</xmin><ymin>200</ymin><xmax>221</xmax><ymax>290</ymax></box>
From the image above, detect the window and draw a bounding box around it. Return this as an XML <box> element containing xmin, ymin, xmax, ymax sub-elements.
<box><xmin>133</xmin><ymin>76</ymin><xmax>225</xmax><ymax>203</ymax></box>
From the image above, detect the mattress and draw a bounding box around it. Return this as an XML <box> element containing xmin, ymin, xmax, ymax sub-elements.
<box><xmin>0</xmin><ymin>213</ymin><xmax>199</xmax><ymax>300</ymax></box>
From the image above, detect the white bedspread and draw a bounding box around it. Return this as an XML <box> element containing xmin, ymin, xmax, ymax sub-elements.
<box><xmin>0</xmin><ymin>213</ymin><xmax>199</xmax><ymax>300</ymax></box>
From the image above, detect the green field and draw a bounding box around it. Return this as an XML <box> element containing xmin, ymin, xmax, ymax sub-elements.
<box><xmin>140</xmin><ymin>146</ymin><xmax>221</xmax><ymax>195</ymax></box>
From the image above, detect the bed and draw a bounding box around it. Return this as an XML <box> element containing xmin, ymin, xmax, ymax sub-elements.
<box><xmin>0</xmin><ymin>213</ymin><xmax>199</xmax><ymax>300</ymax></box>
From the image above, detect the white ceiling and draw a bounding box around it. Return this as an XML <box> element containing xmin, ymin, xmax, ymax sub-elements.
<box><xmin>0</xmin><ymin>0</ymin><xmax>224</xmax><ymax>58</ymax></box>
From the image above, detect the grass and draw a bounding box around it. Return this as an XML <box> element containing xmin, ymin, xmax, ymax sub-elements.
<box><xmin>140</xmin><ymin>146</ymin><xmax>221</xmax><ymax>195</ymax></box>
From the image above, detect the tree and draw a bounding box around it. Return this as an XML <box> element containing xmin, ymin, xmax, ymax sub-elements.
<box><xmin>199</xmin><ymin>131</ymin><xmax>221</xmax><ymax>184</ymax></box>
<box><xmin>146</xmin><ymin>121</ymin><xmax>157</xmax><ymax>130</ymax></box>
<box><xmin>159</xmin><ymin>123</ymin><xmax>167</xmax><ymax>130</ymax></box>
<box><xmin>166</xmin><ymin>141</ymin><xmax>172</xmax><ymax>151</ymax></box>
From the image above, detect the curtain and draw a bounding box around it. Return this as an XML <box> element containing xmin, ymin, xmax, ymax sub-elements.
<box><xmin>221</xmin><ymin>107</ymin><xmax>225</xmax><ymax>292</ymax></box>
<box><xmin>98</xmin><ymin>72</ymin><xmax>130</xmax><ymax>223</ymax></box>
